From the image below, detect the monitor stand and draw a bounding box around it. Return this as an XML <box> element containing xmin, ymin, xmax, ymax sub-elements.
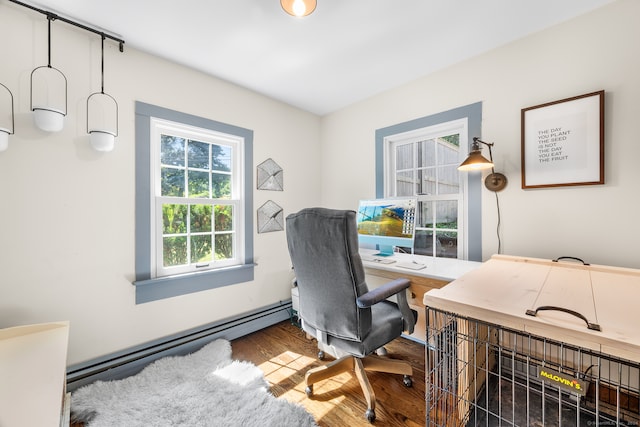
<box><xmin>375</xmin><ymin>245</ymin><xmax>394</xmax><ymax>257</ymax></box>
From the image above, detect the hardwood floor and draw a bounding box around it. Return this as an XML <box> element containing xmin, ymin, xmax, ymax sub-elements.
<box><xmin>231</xmin><ymin>320</ymin><xmax>426</xmax><ymax>426</ymax></box>
<box><xmin>71</xmin><ymin>320</ymin><xmax>426</xmax><ymax>427</ymax></box>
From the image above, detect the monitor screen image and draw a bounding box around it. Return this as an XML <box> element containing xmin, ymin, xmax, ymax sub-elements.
<box><xmin>356</xmin><ymin>197</ymin><xmax>417</xmax><ymax>256</ymax></box>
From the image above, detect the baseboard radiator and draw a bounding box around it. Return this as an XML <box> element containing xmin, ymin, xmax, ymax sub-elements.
<box><xmin>66</xmin><ymin>300</ymin><xmax>293</xmax><ymax>391</ymax></box>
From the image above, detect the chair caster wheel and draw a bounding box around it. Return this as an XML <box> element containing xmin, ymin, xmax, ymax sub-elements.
<box><xmin>317</xmin><ymin>350</ymin><xmax>325</xmax><ymax>360</ymax></box>
<box><xmin>403</xmin><ymin>375</ymin><xmax>413</xmax><ymax>387</ymax></box>
<box><xmin>365</xmin><ymin>409</ymin><xmax>376</xmax><ymax>423</ymax></box>
<box><xmin>305</xmin><ymin>385</ymin><xmax>313</xmax><ymax>397</ymax></box>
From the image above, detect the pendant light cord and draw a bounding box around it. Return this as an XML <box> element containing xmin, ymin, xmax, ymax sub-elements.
<box><xmin>100</xmin><ymin>35</ymin><xmax>105</xmax><ymax>94</ymax></box>
<box><xmin>47</xmin><ymin>15</ymin><xmax>52</xmax><ymax>68</ymax></box>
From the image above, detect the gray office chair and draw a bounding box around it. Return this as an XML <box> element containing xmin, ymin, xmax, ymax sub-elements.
<box><xmin>286</xmin><ymin>208</ymin><xmax>416</xmax><ymax>423</ymax></box>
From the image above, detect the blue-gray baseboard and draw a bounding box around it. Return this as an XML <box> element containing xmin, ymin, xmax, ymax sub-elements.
<box><xmin>66</xmin><ymin>300</ymin><xmax>294</xmax><ymax>391</ymax></box>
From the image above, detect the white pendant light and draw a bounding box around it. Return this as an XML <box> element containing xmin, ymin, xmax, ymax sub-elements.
<box><xmin>87</xmin><ymin>35</ymin><xmax>118</xmax><ymax>152</ymax></box>
<box><xmin>0</xmin><ymin>83</ymin><xmax>15</xmax><ymax>152</ymax></box>
<box><xmin>30</xmin><ymin>15</ymin><xmax>67</xmax><ymax>133</ymax></box>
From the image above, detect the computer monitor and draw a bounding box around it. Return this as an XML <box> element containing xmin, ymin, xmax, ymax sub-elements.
<box><xmin>356</xmin><ymin>197</ymin><xmax>417</xmax><ymax>257</ymax></box>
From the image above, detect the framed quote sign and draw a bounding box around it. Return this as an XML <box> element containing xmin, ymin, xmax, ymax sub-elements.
<box><xmin>521</xmin><ymin>90</ymin><xmax>604</xmax><ymax>189</ymax></box>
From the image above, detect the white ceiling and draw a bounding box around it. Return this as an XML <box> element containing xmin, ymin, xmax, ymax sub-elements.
<box><xmin>14</xmin><ymin>0</ymin><xmax>613</xmax><ymax>116</ymax></box>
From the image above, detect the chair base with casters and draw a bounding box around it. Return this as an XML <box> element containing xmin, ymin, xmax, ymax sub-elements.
<box><xmin>304</xmin><ymin>353</ymin><xmax>413</xmax><ymax>423</ymax></box>
<box><xmin>299</xmin><ymin>283</ymin><xmax>417</xmax><ymax>423</ymax></box>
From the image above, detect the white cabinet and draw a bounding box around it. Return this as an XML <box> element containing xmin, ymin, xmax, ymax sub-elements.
<box><xmin>0</xmin><ymin>321</ymin><xmax>70</xmax><ymax>427</ymax></box>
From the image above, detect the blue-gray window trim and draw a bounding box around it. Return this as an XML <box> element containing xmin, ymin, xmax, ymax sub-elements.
<box><xmin>375</xmin><ymin>102</ymin><xmax>483</xmax><ymax>262</ymax></box>
<box><xmin>134</xmin><ymin>101</ymin><xmax>254</xmax><ymax>304</ymax></box>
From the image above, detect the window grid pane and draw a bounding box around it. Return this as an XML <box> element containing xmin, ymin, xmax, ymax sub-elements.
<box><xmin>160</xmin><ymin>135</ymin><xmax>185</xmax><ymax>166</ymax></box>
<box><xmin>190</xmin><ymin>204</ymin><xmax>212</xmax><ymax>233</ymax></box>
<box><xmin>162</xmin><ymin>204</ymin><xmax>187</xmax><ymax>234</ymax></box>
<box><xmin>438</xmin><ymin>136</ymin><xmax>460</xmax><ymax>164</ymax></box>
<box><xmin>191</xmin><ymin>234</ymin><xmax>213</xmax><ymax>263</ymax></box>
<box><xmin>395</xmin><ymin>143</ymin><xmax>413</xmax><ymax>170</ymax></box>
<box><xmin>435</xmin><ymin>231</ymin><xmax>458</xmax><ymax>259</ymax></box>
<box><xmin>161</xmin><ymin>168</ymin><xmax>185</xmax><ymax>197</ymax></box>
<box><xmin>188</xmin><ymin>140</ymin><xmax>210</xmax><ymax>169</ymax></box>
<box><xmin>214</xmin><ymin>205</ymin><xmax>233</xmax><ymax>232</ymax></box>
<box><xmin>188</xmin><ymin>170</ymin><xmax>210</xmax><ymax>198</ymax></box>
<box><xmin>212</xmin><ymin>145</ymin><xmax>232</xmax><ymax>172</ymax></box>
<box><xmin>418</xmin><ymin>167</ymin><xmax>436</xmax><ymax>195</ymax></box>
<box><xmin>212</xmin><ymin>173</ymin><xmax>232</xmax><ymax>199</ymax></box>
<box><xmin>437</xmin><ymin>165</ymin><xmax>460</xmax><ymax>195</ymax></box>
<box><xmin>419</xmin><ymin>139</ymin><xmax>436</xmax><ymax>168</ymax></box>
<box><xmin>435</xmin><ymin>200</ymin><xmax>458</xmax><ymax>229</ymax></box>
<box><xmin>163</xmin><ymin>236</ymin><xmax>187</xmax><ymax>267</ymax></box>
<box><xmin>395</xmin><ymin>170</ymin><xmax>416</xmax><ymax>196</ymax></box>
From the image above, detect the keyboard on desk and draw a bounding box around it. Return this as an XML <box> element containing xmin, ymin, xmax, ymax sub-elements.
<box><xmin>396</xmin><ymin>261</ymin><xmax>426</xmax><ymax>270</ymax></box>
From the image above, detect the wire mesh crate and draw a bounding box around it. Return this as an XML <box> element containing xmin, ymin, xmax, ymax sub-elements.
<box><xmin>426</xmin><ymin>307</ymin><xmax>640</xmax><ymax>426</ymax></box>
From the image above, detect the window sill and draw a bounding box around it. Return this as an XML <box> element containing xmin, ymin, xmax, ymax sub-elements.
<box><xmin>133</xmin><ymin>263</ymin><xmax>255</xmax><ymax>304</ymax></box>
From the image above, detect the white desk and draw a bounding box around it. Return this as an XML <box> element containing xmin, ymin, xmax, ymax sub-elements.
<box><xmin>361</xmin><ymin>249</ymin><xmax>481</xmax><ymax>342</ymax></box>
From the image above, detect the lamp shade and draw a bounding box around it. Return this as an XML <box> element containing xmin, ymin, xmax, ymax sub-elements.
<box><xmin>281</xmin><ymin>0</ymin><xmax>316</xmax><ymax>17</ymax></box>
<box><xmin>0</xmin><ymin>129</ymin><xmax>9</xmax><ymax>152</ymax></box>
<box><xmin>458</xmin><ymin>149</ymin><xmax>494</xmax><ymax>171</ymax></box>
<box><xmin>33</xmin><ymin>107</ymin><xmax>65</xmax><ymax>132</ymax></box>
<box><xmin>0</xmin><ymin>83</ymin><xmax>14</xmax><ymax>151</ymax></box>
<box><xmin>90</xmin><ymin>130</ymin><xmax>116</xmax><ymax>152</ymax></box>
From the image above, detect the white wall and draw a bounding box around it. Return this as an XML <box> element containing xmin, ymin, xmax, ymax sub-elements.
<box><xmin>321</xmin><ymin>0</ymin><xmax>640</xmax><ymax>269</ymax></box>
<box><xmin>2</xmin><ymin>0</ymin><xmax>638</xmax><ymax>367</ymax></box>
<box><xmin>0</xmin><ymin>4</ymin><xmax>321</xmax><ymax>364</ymax></box>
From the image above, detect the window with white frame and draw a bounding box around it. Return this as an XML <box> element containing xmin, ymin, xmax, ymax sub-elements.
<box><xmin>151</xmin><ymin>118</ymin><xmax>244</xmax><ymax>277</ymax></box>
<box><xmin>384</xmin><ymin>119</ymin><xmax>467</xmax><ymax>258</ymax></box>
<box><xmin>375</xmin><ymin>102</ymin><xmax>483</xmax><ymax>261</ymax></box>
<box><xmin>134</xmin><ymin>102</ymin><xmax>254</xmax><ymax>304</ymax></box>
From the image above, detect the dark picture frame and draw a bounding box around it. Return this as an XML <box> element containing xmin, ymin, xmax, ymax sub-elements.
<box><xmin>521</xmin><ymin>90</ymin><xmax>604</xmax><ymax>189</ymax></box>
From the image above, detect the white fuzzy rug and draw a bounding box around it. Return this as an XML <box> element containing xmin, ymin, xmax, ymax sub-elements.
<box><xmin>71</xmin><ymin>339</ymin><xmax>318</xmax><ymax>426</ymax></box>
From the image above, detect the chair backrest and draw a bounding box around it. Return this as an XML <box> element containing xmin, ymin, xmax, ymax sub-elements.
<box><xmin>286</xmin><ymin>208</ymin><xmax>371</xmax><ymax>342</ymax></box>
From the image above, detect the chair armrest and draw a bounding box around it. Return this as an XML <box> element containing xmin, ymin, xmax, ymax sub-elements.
<box><xmin>356</xmin><ymin>278</ymin><xmax>416</xmax><ymax>334</ymax></box>
<box><xmin>395</xmin><ymin>286</ymin><xmax>416</xmax><ymax>335</ymax></box>
<box><xmin>356</xmin><ymin>278</ymin><xmax>410</xmax><ymax>308</ymax></box>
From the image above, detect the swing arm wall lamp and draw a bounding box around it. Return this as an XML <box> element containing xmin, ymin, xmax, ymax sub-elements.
<box><xmin>458</xmin><ymin>137</ymin><xmax>508</xmax><ymax>192</ymax></box>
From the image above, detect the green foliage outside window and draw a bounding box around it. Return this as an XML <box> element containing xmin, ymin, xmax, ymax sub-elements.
<box><xmin>162</xmin><ymin>203</ymin><xmax>234</xmax><ymax>267</ymax></box>
<box><xmin>163</xmin><ymin>204</ymin><xmax>187</xmax><ymax>234</ymax></box>
<box><xmin>440</xmin><ymin>134</ymin><xmax>460</xmax><ymax>147</ymax></box>
<box><xmin>163</xmin><ymin>236</ymin><xmax>187</xmax><ymax>266</ymax></box>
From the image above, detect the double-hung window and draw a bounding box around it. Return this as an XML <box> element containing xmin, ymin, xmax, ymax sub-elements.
<box><xmin>384</xmin><ymin>121</ymin><xmax>465</xmax><ymax>258</ymax></box>
<box><xmin>135</xmin><ymin>102</ymin><xmax>254</xmax><ymax>304</ymax></box>
<box><xmin>376</xmin><ymin>102</ymin><xmax>483</xmax><ymax>261</ymax></box>
<box><xmin>151</xmin><ymin>118</ymin><xmax>244</xmax><ymax>277</ymax></box>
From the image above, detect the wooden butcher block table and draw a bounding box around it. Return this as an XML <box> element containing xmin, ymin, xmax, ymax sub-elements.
<box><xmin>424</xmin><ymin>254</ymin><xmax>640</xmax><ymax>362</ymax></box>
<box><xmin>422</xmin><ymin>254</ymin><xmax>640</xmax><ymax>426</ymax></box>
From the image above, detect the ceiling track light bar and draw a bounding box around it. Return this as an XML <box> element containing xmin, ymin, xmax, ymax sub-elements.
<box><xmin>8</xmin><ymin>0</ymin><xmax>125</xmax><ymax>52</ymax></box>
